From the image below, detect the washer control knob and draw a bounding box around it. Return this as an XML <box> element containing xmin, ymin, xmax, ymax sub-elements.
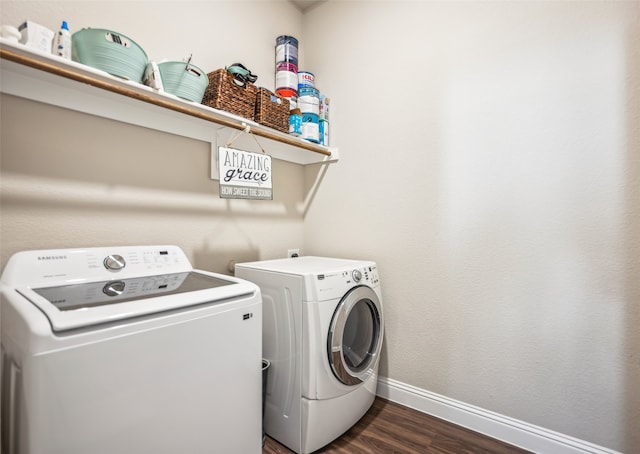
<box><xmin>103</xmin><ymin>280</ymin><xmax>125</xmax><ymax>297</ymax></box>
<box><xmin>104</xmin><ymin>254</ymin><xmax>126</xmax><ymax>271</ymax></box>
<box><xmin>352</xmin><ymin>269</ymin><xmax>362</xmax><ymax>283</ymax></box>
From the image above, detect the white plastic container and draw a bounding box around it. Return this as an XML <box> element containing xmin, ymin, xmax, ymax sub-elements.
<box><xmin>18</xmin><ymin>20</ymin><xmax>54</xmax><ymax>53</ymax></box>
<box><xmin>52</xmin><ymin>20</ymin><xmax>71</xmax><ymax>59</ymax></box>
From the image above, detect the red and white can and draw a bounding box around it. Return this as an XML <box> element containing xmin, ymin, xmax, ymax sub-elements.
<box><xmin>276</xmin><ymin>61</ymin><xmax>298</xmax><ymax>93</ymax></box>
<box><xmin>298</xmin><ymin>71</ymin><xmax>315</xmax><ymax>89</ymax></box>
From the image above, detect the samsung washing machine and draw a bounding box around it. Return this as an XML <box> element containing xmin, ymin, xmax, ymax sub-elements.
<box><xmin>1</xmin><ymin>245</ymin><xmax>263</xmax><ymax>454</ymax></box>
<box><xmin>235</xmin><ymin>256</ymin><xmax>384</xmax><ymax>454</ymax></box>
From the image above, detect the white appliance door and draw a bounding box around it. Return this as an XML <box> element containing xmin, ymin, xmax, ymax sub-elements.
<box><xmin>327</xmin><ymin>285</ymin><xmax>383</xmax><ymax>386</ymax></box>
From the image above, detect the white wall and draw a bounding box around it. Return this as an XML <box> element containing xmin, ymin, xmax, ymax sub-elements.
<box><xmin>0</xmin><ymin>1</ymin><xmax>305</xmax><ymax>270</ymax></box>
<box><xmin>302</xmin><ymin>1</ymin><xmax>639</xmax><ymax>452</ymax></box>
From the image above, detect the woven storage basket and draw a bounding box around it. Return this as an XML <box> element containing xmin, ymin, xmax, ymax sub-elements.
<box><xmin>202</xmin><ymin>69</ymin><xmax>258</xmax><ymax>120</ymax></box>
<box><xmin>255</xmin><ymin>88</ymin><xmax>290</xmax><ymax>133</ymax></box>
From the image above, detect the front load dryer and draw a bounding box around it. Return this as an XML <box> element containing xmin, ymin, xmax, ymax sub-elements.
<box><xmin>235</xmin><ymin>256</ymin><xmax>384</xmax><ymax>454</ymax></box>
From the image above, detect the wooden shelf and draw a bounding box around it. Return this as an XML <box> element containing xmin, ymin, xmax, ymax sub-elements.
<box><xmin>0</xmin><ymin>39</ymin><xmax>338</xmax><ymax>169</ymax></box>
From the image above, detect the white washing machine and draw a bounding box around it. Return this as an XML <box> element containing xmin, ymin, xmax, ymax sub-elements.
<box><xmin>235</xmin><ymin>256</ymin><xmax>384</xmax><ymax>454</ymax></box>
<box><xmin>0</xmin><ymin>245</ymin><xmax>263</xmax><ymax>454</ymax></box>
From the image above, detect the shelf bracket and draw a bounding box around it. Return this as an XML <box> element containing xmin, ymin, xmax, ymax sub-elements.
<box><xmin>210</xmin><ymin>133</ymin><xmax>220</xmax><ymax>181</ymax></box>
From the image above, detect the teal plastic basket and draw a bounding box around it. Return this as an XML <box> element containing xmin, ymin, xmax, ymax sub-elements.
<box><xmin>72</xmin><ymin>28</ymin><xmax>148</xmax><ymax>83</ymax></box>
<box><xmin>158</xmin><ymin>61</ymin><xmax>209</xmax><ymax>103</ymax></box>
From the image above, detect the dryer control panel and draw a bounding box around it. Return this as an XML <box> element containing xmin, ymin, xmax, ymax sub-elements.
<box><xmin>313</xmin><ymin>264</ymin><xmax>379</xmax><ymax>301</ymax></box>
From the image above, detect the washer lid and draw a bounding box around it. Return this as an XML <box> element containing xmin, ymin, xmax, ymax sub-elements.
<box><xmin>16</xmin><ymin>270</ymin><xmax>256</xmax><ymax>332</ymax></box>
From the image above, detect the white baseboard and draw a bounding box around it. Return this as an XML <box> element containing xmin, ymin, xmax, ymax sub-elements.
<box><xmin>376</xmin><ymin>377</ymin><xmax>620</xmax><ymax>454</ymax></box>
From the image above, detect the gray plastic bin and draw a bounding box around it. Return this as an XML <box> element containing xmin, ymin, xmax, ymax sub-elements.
<box><xmin>262</xmin><ymin>359</ymin><xmax>270</xmax><ymax>446</ymax></box>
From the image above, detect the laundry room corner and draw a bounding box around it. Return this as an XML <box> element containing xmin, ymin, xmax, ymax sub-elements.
<box><xmin>1</xmin><ymin>1</ymin><xmax>638</xmax><ymax>453</ymax></box>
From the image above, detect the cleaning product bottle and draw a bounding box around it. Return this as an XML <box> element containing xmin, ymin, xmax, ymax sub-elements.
<box><xmin>52</xmin><ymin>20</ymin><xmax>71</xmax><ymax>59</ymax></box>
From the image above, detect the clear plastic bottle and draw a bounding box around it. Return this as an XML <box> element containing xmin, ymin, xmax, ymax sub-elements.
<box><xmin>52</xmin><ymin>20</ymin><xmax>71</xmax><ymax>59</ymax></box>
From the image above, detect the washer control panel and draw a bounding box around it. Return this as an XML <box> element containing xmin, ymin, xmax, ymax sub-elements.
<box><xmin>2</xmin><ymin>245</ymin><xmax>192</xmax><ymax>287</ymax></box>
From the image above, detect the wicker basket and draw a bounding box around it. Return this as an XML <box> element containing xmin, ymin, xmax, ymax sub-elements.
<box><xmin>255</xmin><ymin>88</ymin><xmax>290</xmax><ymax>133</ymax></box>
<box><xmin>202</xmin><ymin>69</ymin><xmax>258</xmax><ymax>120</ymax></box>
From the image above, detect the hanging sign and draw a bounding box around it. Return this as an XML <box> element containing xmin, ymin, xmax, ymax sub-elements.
<box><xmin>218</xmin><ymin>146</ymin><xmax>273</xmax><ymax>200</ymax></box>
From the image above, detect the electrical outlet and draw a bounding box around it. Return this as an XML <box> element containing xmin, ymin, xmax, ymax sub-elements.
<box><xmin>287</xmin><ymin>249</ymin><xmax>300</xmax><ymax>258</ymax></box>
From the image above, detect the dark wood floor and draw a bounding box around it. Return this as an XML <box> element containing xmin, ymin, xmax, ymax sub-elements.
<box><xmin>263</xmin><ymin>397</ymin><xmax>532</xmax><ymax>454</ymax></box>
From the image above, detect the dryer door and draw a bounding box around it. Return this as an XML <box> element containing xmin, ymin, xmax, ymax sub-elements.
<box><xmin>327</xmin><ymin>285</ymin><xmax>383</xmax><ymax>386</ymax></box>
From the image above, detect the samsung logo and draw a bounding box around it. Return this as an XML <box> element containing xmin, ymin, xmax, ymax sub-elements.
<box><xmin>37</xmin><ymin>255</ymin><xmax>68</xmax><ymax>261</ymax></box>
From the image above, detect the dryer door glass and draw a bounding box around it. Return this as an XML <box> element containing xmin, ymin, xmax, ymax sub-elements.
<box><xmin>328</xmin><ymin>285</ymin><xmax>383</xmax><ymax>386</ymax></box>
